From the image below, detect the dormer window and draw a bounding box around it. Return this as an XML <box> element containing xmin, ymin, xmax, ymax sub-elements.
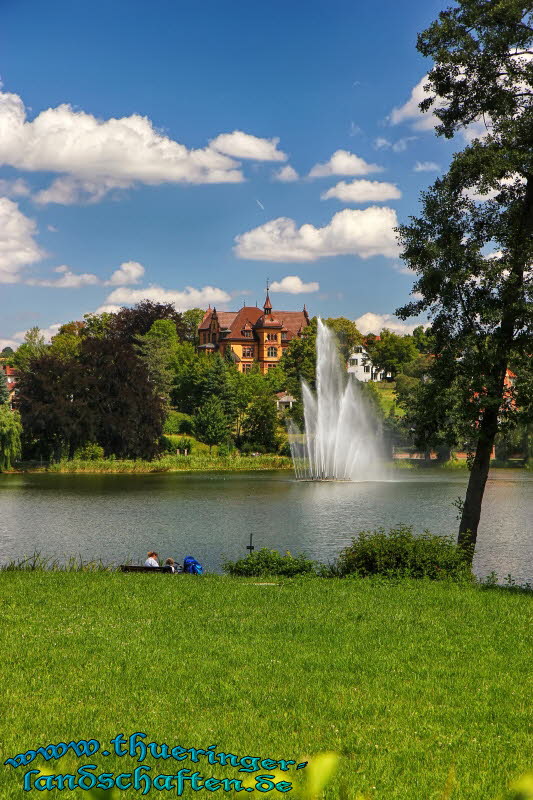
<box><xmin>242</xmin><ymin>330</ymin><xmax>252</xmax><ymax>338</ymax></box>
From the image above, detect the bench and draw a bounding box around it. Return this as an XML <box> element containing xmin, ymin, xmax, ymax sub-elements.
<box><xmin>119</xmin><ymin>565</ymin><xmax>182</xmax><ymax>573</ymax></box>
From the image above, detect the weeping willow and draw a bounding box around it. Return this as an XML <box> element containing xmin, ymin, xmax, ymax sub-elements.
<box><xmin>0</xmin><ymin>406</ymin><xmax>22</xmax><ymax>471</ymax></box>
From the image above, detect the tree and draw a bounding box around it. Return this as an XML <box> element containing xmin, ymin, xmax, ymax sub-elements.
<box><xmin>182</xmin><ymin>308</ymin><xmax>205</xmax><ymax>346</ymax></box>
<box><xmin>199</xmin><ymin>354</ymin><xmax>236</xmax><ymax>423</ymax></box>
<box><xmin>396</xmin><ymin>0</ymin><xmax>533</xmax><ymax>558</ymax></box>
<box><xmin>79</xmin><ymin>336</ymin><xmax>165</xmax><ymax>460</ymax></box>
<box><xmin>16</xmin><ymin>353</ymin><xmax>92</xmax><ymax>461</ymax></box>
<box><xmin>49</xmin><ymin>321</ymin><xmax>84</xmax><ymax>361</ymax></box>
<box><xmin>135</xmin><ymin>319</ymin><xmax>180</xmax><ymax>407</ymax></box>
<box><xmin>281</xmin><ymin>317</ymin><xmax>318</xmax><ymax>397</ymax></box>
<box><xmin>365</xmin><ymin>329</ymin><xmax>419</xmax><ymax>378</ymax></box>
<box><xmin>104</xmin><ymin>301</ymin><xmax>186</xmax><ymax>343</ymax></box>
<box><xmin>324</xmin><ymin>317</ymin><xmax>363</xmax><ymax>362</ymax></box>
<box><xmin>241</xmin><ymin>395</ymin><xmax>279</xmax><ymax>452</ymax></box>
<box><xmin>12</xmin><ymin>327</ymin><xmax>48</xmax><ymax>372</ymax></box>
<box><xmin>194</xmin><ymin>396</ymin><xmax>229</xmax><ymax>452</ymax></box>
<box><xmin>412</xmin><ymin>325</ymin><xmax>434</xmax><ymax>354</ymax></box>
<box><xmin>0</xmin><ymin>370</ymin><xmax>10</xmax><ymax>406</ymax></box>
<box><xmin>0</xmin><ymin>405</ymin><xmax>22</xmax><ymax>471</ymax></box>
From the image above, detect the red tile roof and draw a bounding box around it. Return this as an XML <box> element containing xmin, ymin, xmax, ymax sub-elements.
<box><xmin>199</xmin><ymin>305</ymin><xmax>308</xmax><ymax>342</ymax></box>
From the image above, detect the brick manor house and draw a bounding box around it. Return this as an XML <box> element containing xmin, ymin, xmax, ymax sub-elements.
<box><xmin>198</xmin><ymin>291</ymin><xmax>309</xmax><ymax>373</ymax></box>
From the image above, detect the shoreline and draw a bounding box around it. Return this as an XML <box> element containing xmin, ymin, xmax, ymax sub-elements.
<box><xmin>1</xmin><ymin>459</ymin><xmax>528</xmax><ymax>475</ymax></box>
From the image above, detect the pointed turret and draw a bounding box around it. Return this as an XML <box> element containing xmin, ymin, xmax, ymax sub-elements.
<box><xmin>263</xmin><ymin>290</ymin><xmax>272</xmax><ymax>315</ymax></box>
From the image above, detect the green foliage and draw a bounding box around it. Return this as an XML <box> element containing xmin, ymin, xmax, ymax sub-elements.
<box><xmin>194</xmin><ymin>396</ymin><xmax>229</xmax><ymax>450</ymax></box>
<box><xmin>398</xmin><ymin>0</ymin><xmax>533</xmax><ymax>554</ymax></box>
<box><xmin>0</xmin><ymin>406</ymin><xmax>22</xmax><ymax>470</ymax></box>
<box><xmin>11</xmin><ymin>327</ymin><xmax>47</xmax><ymax>372</ymax></box>
<box><xmin>333</xmin><ymin>525</ymin><xmax>472</xmax><ymax>580</ymax></box>
<box><xmin>73</xmin><ymin>442</ymin><xmax>105</xmax><ymax>460</ymax></box>
<box><xmin>49</xmin><ymin>321</ymin><xmax>84</xmax><ymax>361</ymax></box>
<box><xmin>0</xmin><ymin>369</ymin><xmax>10</xmax><ymax>406</ymax></box>
<box><xmin>281</xmin><ymin>316</ymin><xmax>317</xmax><ymax>396</ymax></box>
<box><xmin>135</xmin><ymin>319</ymin><xmax>180</xmax><ymax>406</ymax></box>
<box><xmin>241</xmin><ymin>394</ymin><xmax>279</xmax><ymax>451</ymax></box>
<box><xmin>324</xmin><ymin>316</ymin><xmax>363</xmax><ymax>362</ymax></box>
<box><xmin>223</xmin><ymin>548</ymin><xmax>317</xmax><ymax>577</ymax></box>
<box><xmin>181</xmin><ymin>307</ymin><xmax>206</xmax><ymax>345</ymax></box>
<box><xmin>365</xmin><ymin>329</ymin><xmax>419</xmax><ymax>378</ymax></box>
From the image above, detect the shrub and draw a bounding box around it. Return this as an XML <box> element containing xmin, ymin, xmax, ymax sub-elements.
<box><xmin>73</xmin><ymin>442</ymin><xmax>105</xmax><ymax>461</ymax></box>
<box><xmin>163</xmin><ymin>410</ymin><xmax>194</xmax><ymax>435</ymax></box>
<box><xmin>334</xmin><ymin>525</ymin><xmax>471</xmax><ymax>580</ymax></box>
<box><xmin>223</xmin><ymin>548</ymin><xmax>317</xmax><ymax>577</ymax></box>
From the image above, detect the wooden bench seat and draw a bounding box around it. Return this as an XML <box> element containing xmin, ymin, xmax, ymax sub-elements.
<box><xmin>119</xmin><ymin>565</ymin><xmax>181</xmax><ymax>573</ymax></box>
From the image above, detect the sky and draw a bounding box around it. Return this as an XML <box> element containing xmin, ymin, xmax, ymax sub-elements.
<box><xmin>0</xmin><ymin>0</ymin><xmax>468</xmax><ymax>348</ymax></box>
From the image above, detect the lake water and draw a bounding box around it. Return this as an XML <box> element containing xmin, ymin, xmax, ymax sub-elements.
<box><xmin>0</xmin><ymin>469</ymin><xmax>531</xmax><ymax>583</ymax></box>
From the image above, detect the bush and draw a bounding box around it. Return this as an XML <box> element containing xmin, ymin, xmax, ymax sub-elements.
<box><xmin>73</xmin><ymin>442</ymin><xmax>105</xmax><ymax>461</ymax></box>
<box><xmin>223</xmin><ymin>548</ymin><xmax>317</xmax><ymax>577</ymax></box>
<box><xmin>163</xmin><ymin>410</ymin><xmax>194</xmax><ymax>435</ymax></box>
<box><xmin>334</xmin><ymin>525</ymin><xmax>471</xmax><ymax>580</ymax></box>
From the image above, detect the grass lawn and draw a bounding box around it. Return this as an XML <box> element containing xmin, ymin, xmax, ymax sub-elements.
<box><xmin>0</xmin><ymin>574</ymin><xmax>531</xmax><ymax>799</ymax></box>
<box><xmin>374</xmin><ymin>383</ymin><xmax>403</xmax><ymax>417</ymax></box>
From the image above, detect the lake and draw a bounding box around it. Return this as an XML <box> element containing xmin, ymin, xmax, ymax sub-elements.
<box><xmin>0</xmin><ymin>468</ymin><xmax>531</xmax><ymax>583</ymax></box>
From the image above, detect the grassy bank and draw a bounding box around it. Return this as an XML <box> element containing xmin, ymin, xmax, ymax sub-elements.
<box><xmin>0</xmin><ymin>574</ymin><xmax>531</xmax><ymax>799</ymax></box>
<box><xmin>23</xmin><ymin>453</ymin><xmax>293</xmax><ymax>473</ymax></box>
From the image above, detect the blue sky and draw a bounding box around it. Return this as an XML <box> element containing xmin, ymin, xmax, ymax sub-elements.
<box><xmin>0</xmin><ymin>0</ymin><xmax>462</xmax><ymax>347</ymax></box>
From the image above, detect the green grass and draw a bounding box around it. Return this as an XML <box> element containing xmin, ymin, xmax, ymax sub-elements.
<box><xmin>26</xmin><ymin>453</ymin><xmax>293</xmax><ymax>473</ymax></box>
<box><xmin>374</xmin><ymin>382</ymin><xmax>403</xmax><ymax>417</ymax></box>
<box><xmin>0</xmin><ymin>574</ymin><xmax>531</xmax><ymax>799</ymax></box>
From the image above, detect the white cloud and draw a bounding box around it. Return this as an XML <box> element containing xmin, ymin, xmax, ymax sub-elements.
<box><xmin>374</xmin><ymin>137</ymin><xmax>391</xmax><ymax>150</ymax></box>
<box><xmin>234</xmin><ymin>207</ymin><xmax>399</xmax><ymax>262</ymax></box>
<box><xmin>390</xmin><ymin>75</ymin><xmax>440</xmax><ymax>131</ymax></box>
<box><xmin>373</xmin><ymin>136</ymin><xmax>417</xmax><ymax>152</ymax></box>
<box><xmin>308</xmin><ymin>149</ymin><xmax>383</xmax><ymax>178</ymax></box>
<box><xmin>34</xmin><ymin>176</ymin><xmax>131</xmax><ymax>205</ymax></box>
<box><xmin>103</xmin><ymin>284</ymin><xmax>231</xmax><ymax>311</ymax></box>
<box><xmin>390</xmin><ymin>74</ymin><xmax>493</xmax><ymax>143</ymax></box>
<box><xmin>0</xmin><ymin>89</ymin><xmax>245</xmax><ymax>204</ymax></box>
<box><xmin>26</xmin><ymin>265</ymin><xmax>100</xmax><ymax>288</ymax></box>
<box><xmin>269</xmin><ymin>275</ymin><xmax>319</xmax><ymax>294</ymax></box>
<box><xmin>209</xmin><ymin>131</ymin><xmax>286</xmax><ymax>162</ymax></box>
<box><xmin>321</xmin><ymin>179</ymin><xmax>401</xmax><ymax>203</ymax></box>
<box><xmin>105</xmin><ymin>260</ymin><xmax>145</xmax><ymax>286</ymax></box>
<box><xmin>414</xmin><ymin>161</ymin><xmax>440</xmax><ymax>172</ymax></box>
<box><xmin>0</xmin><ymin>198</ymin><xmax>45</xmax><ymax>283</ymax></box>
<box><xmin>272</xmin><ymin>165</ymin><xmax>299</xmax><ymax>182</ymax></box>
<box><xmin>354</xmin><ymin>312</ymin><xmax>423</xmax><ymax>336</ymax></box>
<box><xmin>47</xmin><ymin>224</ymin><xmax>58</xmax><ymax>233</ymax></box>
<box><xmin>0</xmin><ymin>177</ymin><xmax>30</xmax><ymax>197</ymax></box>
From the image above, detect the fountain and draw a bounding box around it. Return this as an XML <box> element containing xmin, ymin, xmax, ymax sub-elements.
<box><xmin>288</xmin><ymin>318</ymin><xmax>386</xmax><ymax>481</ymax></box>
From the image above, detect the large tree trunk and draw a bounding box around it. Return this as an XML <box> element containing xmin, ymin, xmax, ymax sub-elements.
<box><xmin>458</xmin><ymin>406</ymin><xmax>500</xmax><ymax>556</ymax></box>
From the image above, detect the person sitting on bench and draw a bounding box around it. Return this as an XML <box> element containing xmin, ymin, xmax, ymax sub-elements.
<box><xmin>163</xmin><ymin>557</ymin><xmax>176</xmax><ymax>573</ymax></box>
<box><xmin>144</xmin><ymin>551</ymin><xmax>159</xmax><ymax>567</ymax></box>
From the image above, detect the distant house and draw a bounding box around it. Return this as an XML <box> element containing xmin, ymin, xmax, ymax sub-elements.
<box><xmin>347</xmin><ymin>345</ymin><xmax>391</xmax><ymax>383</ymax></box>
<box><xmin>198</xmin><ymin>290</ymin><xmax>309</xmax><ymax>374</ymax></box>
<box><xmin>276</xmin><ymin>391</ymin><xmax>296</xmax><ymax>411</ymax></box>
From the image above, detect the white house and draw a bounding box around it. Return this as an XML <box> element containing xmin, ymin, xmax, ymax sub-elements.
<box><xmin>347</xmin><ymin>345</ymin><xmax>391</xmax><ymax>383</ymax></box>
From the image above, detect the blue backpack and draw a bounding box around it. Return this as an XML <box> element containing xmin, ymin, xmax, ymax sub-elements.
<box><xmin>183</xmin><ymin>556</ymin><xmax>203</xmax><ymax>575</ymax></box>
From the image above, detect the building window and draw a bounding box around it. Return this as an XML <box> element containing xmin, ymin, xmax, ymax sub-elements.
<box><xmin>267</xmin><ymin>332</ymin><xmax>278</xmax><ymax>341</ymax></box>
<box><xmin>355</xmin><ymin>346</ymin><xmax>363</xmax><ymax>353</ymax></box>
<box><xmin>242</xmin><ymin>330</ymin><xmax>252</xmax><ymax>337</ymax></box>
<box><xmin>364</xmin><ymin>366</ymin><xmax>370</xmax><ymax>373</ymax></box>
<box><xmin>242</xmin><ymin>363</ymin><xmax>252</xmax><ymax>373</ymax></box>
<box><xmin>350</xmin><ymin>358</ymin><xmax>358</xmax><ymax>366</ymax></box>
<box><xmin>281</xmin><ymin>331</ymin><xmax>288</xmax><ymax>340</ymax></box>
<box><xmin>242</xmin><ymin>347</ymin><xmax>254</xmax><ymax>358</ymax></box>
<box><xmin>267</xmin><ymin>346</ymin><xmax>278</xmax><ymax>358</ymax></box>
<box><xmin>267</xmin><ymin>363</ymin><xmax>277</xmax><ymax>370</ymax></box>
